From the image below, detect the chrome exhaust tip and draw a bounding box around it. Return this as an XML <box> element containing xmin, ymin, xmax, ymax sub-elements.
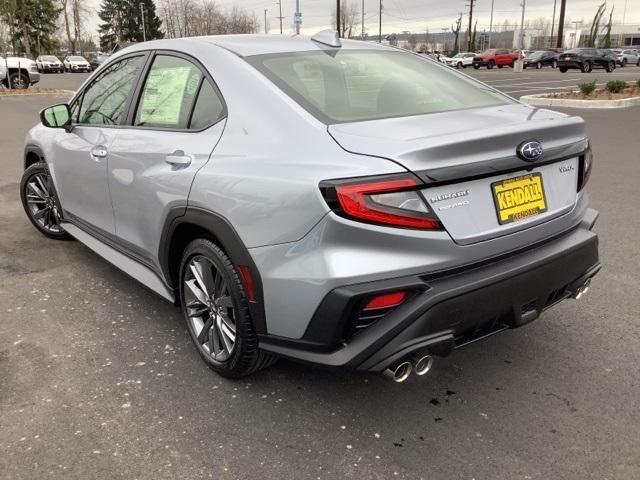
<box><xmin>412</xmin><ymin>354</ymin><xmax>434</xmax><ymax>376</ymax></box>
<box><xmin>573</xmin><ymin>279</ymin><xmax>591</xmax><ymax>300</ymax></box>
<box><xmin>383</xmin><ymin>361</ymin><xmax>412</xmax><ymax>383</ymax></box>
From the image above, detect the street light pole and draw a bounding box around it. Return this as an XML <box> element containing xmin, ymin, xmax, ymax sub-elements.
<box><xmin>361</xmin><ymin>0</ymin><xmax>365</xmax><ymax>39</ymax></box>
<box><xmin>337</xmin><ymin>0</ymin><xmax>341</xmax><ymax>36</ymax></box>
<box><xmin>139</xmin><ymin>2</ymin><xmax>146</xmax><ymax>42</ymax></box>
<box><xmin>519</xmin><ymin>0</ymin><xmax>526</xmax><ymax>50</ymax></box>
<box><xmin>488</xmin><ymin>0</ymin><xmax>494</xmax><ymax>49</ymax></box>
<box><xmin>295</xmin><ymin>0</ymin><xmax>300</xmax><ymax>35</ymax></box>
<box><xmin>264</xmin><ymin>9</ymin><xmax>268</xmax><ymax>34</ymax></box>
<box><xmin>550</xmin><ymin>0</ymin><xmax>557</xmax><ymax>47</ymax></box>
<box><xmin>276</xmin><ymin>0</ymin><xmax>283</xmax><ymax>34</ymax></box>
<box><xmin>379</xmin><ymin>0</ymin><xmax>382</xmax><ymax>43</ymax></box>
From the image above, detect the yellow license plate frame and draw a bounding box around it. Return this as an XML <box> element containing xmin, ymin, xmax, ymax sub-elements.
<box><xmin>491</xmin><ymin>173</ymin><xmax>548</xmax><ymax>225</ymax></box>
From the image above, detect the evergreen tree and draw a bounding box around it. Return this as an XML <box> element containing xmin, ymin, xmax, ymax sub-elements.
<box><xmin>1</xmin><ymin>0</ymin><xmax>60</xmax><ymax>56</ymax></box>
<box><xmin>99</xmin><ymin>0</ymin><xmax>163</xmax><ymax>51</ymax></box>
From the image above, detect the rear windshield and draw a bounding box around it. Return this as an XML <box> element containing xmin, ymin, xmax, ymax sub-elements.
<box><xmin>42</xmin><ymin>56</ymin><xmax>58</xmax><ymax>61</ymax></box>
<box><xmin>248</xmin><ymin>50</ymin><xmax>510</xmax><ymax>124</ymax></box>
<box><xmin>69</xmin><ymin>56</ymin><xmax>85</xmax><ymax>61</ymax></box>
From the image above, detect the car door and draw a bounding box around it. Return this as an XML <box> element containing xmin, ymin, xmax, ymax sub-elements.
<box><xmin>51</xmin><ymin>53</ymin><xmax>147</xmax><ymax>234</ymax></box>
<box><xmin>107</xmin><ymin>52</ymin><xmax>226</xmax><ymax>264</ymax></box>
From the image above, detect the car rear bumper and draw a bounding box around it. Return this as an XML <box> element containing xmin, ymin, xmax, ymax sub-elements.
<box><xmin>258</xmin><ymin>208</ymin><xmax>600</xmax><ymax>372</ymax></box>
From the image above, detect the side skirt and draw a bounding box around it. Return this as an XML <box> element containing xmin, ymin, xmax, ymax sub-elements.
<box><xmin>60</xmin><ymin>222</ymin><xmax>175</xmax><ymax>303</ymax></box>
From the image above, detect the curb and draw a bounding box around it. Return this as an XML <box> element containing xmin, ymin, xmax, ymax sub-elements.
<box><xmin>0</xmin><ymin>89</ymin><xmax>74</xmax><ymax>98</ymax></box>
<box><xmin>521</xmin><ymin>93</ymin><xmax>640</xmax><ymax>109</ymax></box>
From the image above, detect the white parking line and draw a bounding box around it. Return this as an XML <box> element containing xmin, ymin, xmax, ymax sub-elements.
<box><xmin>486</xmin><ymin>78</ymin><xmax>581</xmax><ymax>88</ymax></box>
<box><xmin>501</xmin><ymin>82</ymin><xmax>611</xmax><ymax>94</ymax></box>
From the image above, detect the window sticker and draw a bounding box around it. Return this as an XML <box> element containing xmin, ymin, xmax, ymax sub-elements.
<box><xmin>138</xmin><ymin>66</ymin><xmax>192</xmax><ymax>126</ymax></box>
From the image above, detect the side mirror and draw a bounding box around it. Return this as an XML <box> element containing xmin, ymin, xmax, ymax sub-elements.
<box><xmin>40</xmin><ymin>104</ymin><xmax>72</xmax><ymax>132</ymax></box>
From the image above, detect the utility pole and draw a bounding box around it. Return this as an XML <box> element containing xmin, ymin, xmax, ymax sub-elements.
<box><xmin>488</xmin><ymin>0</ymin><xmax>495</xmax><ymax>48</ymax></box>
<box><xmin>276</xmin><ymin>0</ymin><xmax>283</xmax><ymax>34</ymax></box>
<box><xmin>620</xmin><ymin>0</ymin><xmax>628</xmax><ymax>46</ymax></box>
<box><xmin>264</xmin><ymin>9</ymin><xmax>268</xmax><ymax>34</ymax></box>
<box><xmin>550</xmin><ymin>0</ymin><xmax>557</xmax><ymax>47</ymax></box>
<box><xmin>465</xmin><ymin>0</ymin><xmax>475</xmax><ymax>52</ymax></box>
<box><xmin>295</xmin><ymin>0</ymin><xmax>300</xmax><ymax>35</ymax></box>
<box><xmin>519</xmin><ymin>0</ymin><xmax>526</xmax><ymax>50</ymax></box>
<box><xmin>379</xmin><ymin>0</ymin><xmax>383</xmax><ymax>43</ymax></box>
<box><xmin>337</xmin><ymin>0</ymin><xmax>341</xmax><ymax>37</ymax></box>
<box><xmin>361</xmin><ymin>0</ymin><xmax>365</xmax><ymax>39</ymax></box>
<box><xmin>139</xmin><ymin>2</ymin><xmax>146</xmax><ymax>42</ymax></box>
<box><xmin>556</xmin><ymin>0</ymin><xmax>566</xmax><ymax>48</ymax></box>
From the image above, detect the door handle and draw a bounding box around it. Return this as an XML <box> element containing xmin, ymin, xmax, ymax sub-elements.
<box><xmin>165</xmin><ymin>151</ymin><xmax>192</xmax><ymax>167</ymax></box>
<box><xmin>91</xmin><ymin>146</ymin><xmax>108</xmax><ymax>159</ymax></box>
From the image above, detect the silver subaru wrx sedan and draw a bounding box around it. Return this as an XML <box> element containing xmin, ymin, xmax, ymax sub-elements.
<box><xmin>20</xmin><ymin>31</ymin><xmax>600</xmax><ymax>381</ymax></box>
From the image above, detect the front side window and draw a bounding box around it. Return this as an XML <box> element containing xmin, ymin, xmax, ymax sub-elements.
<box><xmin>249</xmin><ymin>50</ymin><xmax>510</xmax><ymax>124</ymax></box>
<box><xmin>135</xmin><ymin>55</ymin><xmax>203</xmax><ymax>129</ymax></box>
<box><xmin>78</xmin><ymin>55</ymin><xmax>144</xmax><ymax>125</ymax></box>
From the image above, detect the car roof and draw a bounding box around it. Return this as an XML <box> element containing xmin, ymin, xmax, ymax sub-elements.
<box><xmin>125</xmin><ymin>34</ymin><xmax>392</xmax><ymax>58</ymax></box>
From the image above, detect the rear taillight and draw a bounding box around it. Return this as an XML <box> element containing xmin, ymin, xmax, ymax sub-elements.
<box><xmin>578</xmin><ymin>142</ymin><xmax>594</xmax><ymax>191</ymax></box>
<box><xmin>320</xmin><ymin>173</ymin><xmax>441</xmax><ymax>230</ymax></box>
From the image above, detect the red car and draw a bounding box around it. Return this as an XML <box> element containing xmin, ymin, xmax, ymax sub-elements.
<box><xmin>473</xmin><ymin>49</ymin><xmax>521</xmax><ymax>69</ymax></box>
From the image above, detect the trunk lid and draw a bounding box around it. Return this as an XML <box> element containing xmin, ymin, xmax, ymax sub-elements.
<box><xmin>328</xmin><ymin>104</ymin><xmax>586</xmax><ymax>245</ymax></box>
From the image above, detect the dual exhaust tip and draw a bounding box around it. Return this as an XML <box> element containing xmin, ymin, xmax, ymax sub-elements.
<box><xmin>572</xmin><ymin>279</ymin><xmax>591</xmax><ymax>300</ymax></box>
<box><xmin>383</xmin><ymin>353</ymin><xmax>433</xmax><ymax>383</ymax></box>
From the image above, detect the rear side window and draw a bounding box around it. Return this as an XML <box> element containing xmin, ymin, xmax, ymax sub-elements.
<box><xmin>249</xmin><ymin>50</ymin><xmax>510</xmax><ymax>124</ymax></box>
<box><xmin>189</xmin><ymin>80</ymin><xmax>224</xmax><ymax>130</ymax></box>
<box><xmin>78</xmin><ymin>55</ymin><xmax>144</xmax><ymax>125</ymax></box>
<box><xmin>135</xmin><ymin>55</ymin><xmax>203</xmax><ymax>129</ymax></box>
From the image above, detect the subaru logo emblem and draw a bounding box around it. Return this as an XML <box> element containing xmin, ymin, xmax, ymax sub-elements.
<box><xmin>517</xmin><ymin>140</ymin><xmax>543</xmax><ymax>162</ymax></box>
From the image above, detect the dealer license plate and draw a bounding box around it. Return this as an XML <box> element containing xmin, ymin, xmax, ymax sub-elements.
<box><xmin>491</xmin><ymin>173</ymin><xmax>547</xmax><ymax>225</ymax></box>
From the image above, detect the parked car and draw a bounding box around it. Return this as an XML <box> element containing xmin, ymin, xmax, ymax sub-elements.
<box><xmin>473</xmin><ymin>49</ymin><xmax>520</xmax><ymax>69</ymax></box>
<box><xmin>89</xmin><ymin>53</ymin><xmax>110</xmax><ymax>71</ymax></box>
<box><xmin>0</xmin><ymin>56</ymin><xmax>40</xmax><ymax>88</ymax></box>
<box><xmin>20</xmin><ymin>32</ymin><xmax>600</xmax><ymax>381</ymax></box>
<box><xmin>442</xmin><ymin>52</ymin><xmax>475</xmax><ymax>68</ymax></box>
<box><xmin>523</xmin><ymin>50</ymin><xmax>559</xmax><ymax>69</ymax></box>
<box><xmin>36</xmin><ymin>55</ymin><xmax>64</xmax><ymax>73</ymax></box>
<box><xmin>609</xmin><ymin>48</ymin><xmax>640</xmax><ymax>67</ymax></box>
<box><xmin>63</xmin><ymin>55</ymin><xmax>91</xmax><ymax>72</ymax></box>
<box><xmin>558</xmin><ymin>48</ymin><xmax>616</xmax><ymax>73</ymax></box>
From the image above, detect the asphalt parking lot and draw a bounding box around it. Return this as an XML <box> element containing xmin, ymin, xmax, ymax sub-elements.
<box><xmin>466</xmin><ymin>64</ymin><xmax>640</xmax><ymax>98</ymax></box>
<box><xmin>1</xmin><ymin>73</ymin><xmax>640</xmax><ymax>479</ymax></box>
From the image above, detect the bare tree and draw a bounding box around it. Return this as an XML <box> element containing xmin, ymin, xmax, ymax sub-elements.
<box><xmin>158</xmin><ymin>0</ymin><xmax>258</xmax><ymax>38</ymax></box>
<box><xmin>451</xmin><ymin>14</ymin><xmax>462</xmax><ymax>54</ymax></box>
<box><xmin>587</xmin><ymin>2</ymin><xmax>606</xmax><ymax>47</ymax></box>
<box><xmin>331</xmin><ymin>0</ymin><xmax>359</xmax><ymax>38</ymax></box>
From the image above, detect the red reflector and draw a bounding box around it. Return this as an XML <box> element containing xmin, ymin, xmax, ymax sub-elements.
<box><xmin>238</xmin><ymin>265</ymin><xmax>256</xmax><ymax>302</ymax></box>
<box><xmin>365</xmin><ymin>291</ymin><xmax>406</xmax><ymax>310</ymax></box>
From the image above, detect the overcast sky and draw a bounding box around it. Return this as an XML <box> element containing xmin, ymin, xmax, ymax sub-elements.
<box><xmin>86</xmin><ymin>0</ymin><xmax>639</xmax><ymax>39</ymax></box>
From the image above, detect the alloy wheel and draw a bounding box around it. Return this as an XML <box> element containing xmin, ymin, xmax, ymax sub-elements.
<box><xmin>183</xmin><ymin>255</ymin><xmax>237</xmax><ymax>362</ymax></box>
<box><xmin>24</xmin><ymin>172</ymin><xmax>63</xmax><ymax>234</ymax></box>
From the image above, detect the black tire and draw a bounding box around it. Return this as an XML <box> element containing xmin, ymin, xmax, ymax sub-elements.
<box><xmin>473</xmin><ymin>64</ymin><xmax>480</xmax><ymax>70</ymax></box>
<box><xmin>621</xmin><ymin>59</ymin><xmax>626</xmax><ymax>67</ymax></box>
<box><xmin>487</xmin><ymin>60</ymin><xmax>494</xmax><ymax>69</ymax></box>
<box><xmin>559</xmin><ymin>66</ymin><xmax>568</xmax><ymax>73</ymax></box>
<box><xmin>20</xmin><ymin>162</ymin><xmax>71</xmax><ymax>240</ymax></box>
<box><xmin>456</xmin><ymin>62</ymin><xmax>463</xmax><ymax>69</ymax></box>
<box><xmin>9</xmin><ymin>72</ymin><xmax>29</xmax><ymax>89</ymax></box>
<box><xmin>581</xmin><ymin>61</ymin><xmax>591</xmax><ymax>73</ymax></box>
<box><xmin>179</xmin><ymin>239</ymin><xmax>277</xmax><ymax>378</ymax></box>
<box><xmin>606</xmin><ymin>61</ymin><xmax>614</xmax><ymax>73</ymax></box>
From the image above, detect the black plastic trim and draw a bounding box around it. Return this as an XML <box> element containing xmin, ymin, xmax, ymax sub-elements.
<box><xmin>258</xmin><ymin>220</ymin><xmax>600</xmax><ymax>371</ymax></box>
<box><xmin>159</xmin><ymin>206</ymin><xmax>267</xmax><ymax>334</ymax></box>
